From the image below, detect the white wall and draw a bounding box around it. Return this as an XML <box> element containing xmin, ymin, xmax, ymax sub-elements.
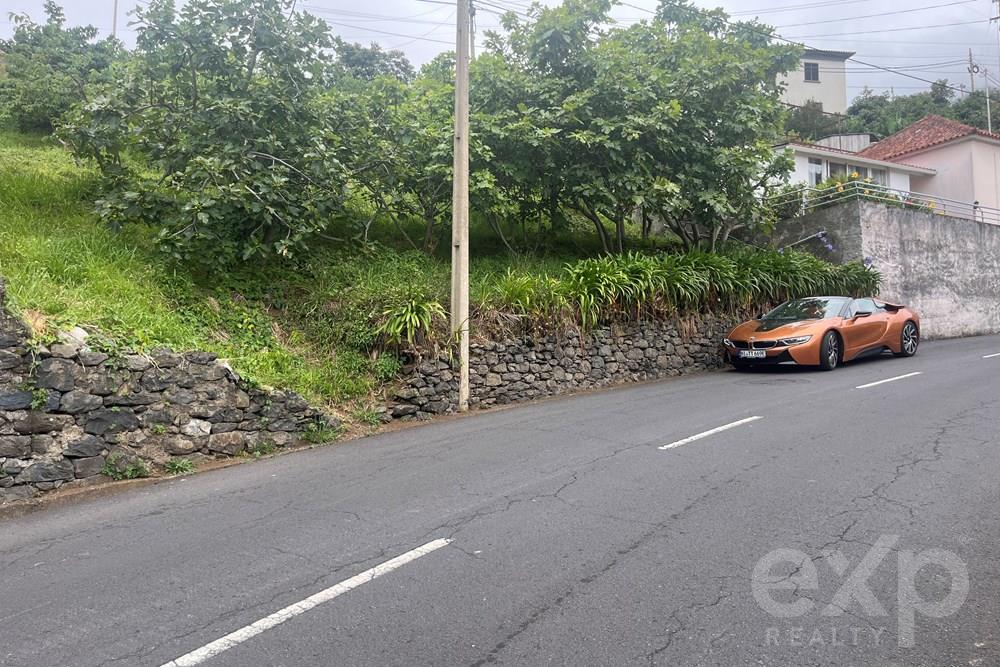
<box><xmin>905</xmin><ymin>141</ymin><xmax>975</xmax><ymax>208</ymax></box>
<box><xmin>888</xmin><ymin>170</ymin><xmax>911</xmax><ymax>191</ymax></box>
<box><xmin>787</xmin><ymin>151</ymin><xmax>911</xmax><ymax>191</ymax></box>
<box><xmin>972</xmin><ymin>140</ymin><xmax>1000</xmax><ymax>210</ymax></box>
<box><xmin>779</xmin><ymin>56</ymin><xmax>849</xmax><ymax>115</ymax></box>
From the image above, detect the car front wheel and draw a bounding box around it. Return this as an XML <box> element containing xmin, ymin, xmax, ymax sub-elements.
<box><xmin>894</xmin><ymin>321</ymin><xmax>919</xmax><ymax>357</ymax></box>
<box><xmin>819</xmin><ymin>331</ymin><xmax>840</xmax><ymax>371</ymax></box>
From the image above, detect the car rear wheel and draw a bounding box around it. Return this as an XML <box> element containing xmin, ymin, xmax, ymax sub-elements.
<box><xmin>894</xmin><ymin>321</ymin><xmax>919</xmax><ymax>357</ymax></box>
<box><xmin>819</xmin><ymin>331</ymin><xmax>840</xmax><ymax>371</ymax></box>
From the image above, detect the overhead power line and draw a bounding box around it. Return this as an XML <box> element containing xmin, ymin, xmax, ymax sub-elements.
<box><xmin>731</xmin><ymin>0</ymin><xmax>873</xmax><ymax>16</ymax></box>
<box><xmin>618</xmin><ymin>0</ymin><xmax>1000</xmax><ymax>111</ymax></box>
<box><xmin>785</xmin><ymin>19</ymin><xmax>985</xmax><ymax>40</ymax></box>
<box><xmin>773</xmin><ymin>0</ymin><xmax>978</xmax><ymax>29</ymax></box>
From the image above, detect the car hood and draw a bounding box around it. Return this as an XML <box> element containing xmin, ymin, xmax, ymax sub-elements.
<box><xmin>729</xmin><ymin>318</ymin><xmax>833</xmax><ymax>340</ymax></box>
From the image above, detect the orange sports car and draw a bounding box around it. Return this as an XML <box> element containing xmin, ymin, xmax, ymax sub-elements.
<box><xmin>723</xmin><ymin>296</ymin><xmax>920</xmax><ymax>371</ymax></box>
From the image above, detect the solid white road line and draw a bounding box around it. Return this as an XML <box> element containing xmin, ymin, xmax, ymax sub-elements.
<box><xmin>983</xmin><ymin>353</ymin><xmax>1000</xmax><ymax>359</ymax></box>
<box><xmin>658</xmin><ymin>416</ymin><xmax>764</xmax><ymax>451</ymax></box>
<box><xmin>855</xmin><ymin>371</ymin><xmax>922</xmax><ymax>389</ymax></box>
<box><xmin>160</xmin><ymin>538</ymin><xmax>452</xmax><ymax>667</ymax></box>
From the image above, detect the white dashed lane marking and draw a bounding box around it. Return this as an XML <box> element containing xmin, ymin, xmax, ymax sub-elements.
<box><xmin>659</xmin><ymin>416</ymin><xmax>764</xmax><ymax>451</ymax></box>
<box><xmin>160</xmin><ymin>538</ymin><xmax>452</xmax><ymax>667</ymax></box>
<box><xmin>855</xmin><ymin>372</ymin><xmax>922</xmax><ymax>389</ymax></box>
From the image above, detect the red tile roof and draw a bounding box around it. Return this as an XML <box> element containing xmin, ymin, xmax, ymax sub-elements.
<box><xmin>859</xmin><ymin>114</ymin><xmax>1000</xmax><ymax>161</ymax></box>
<box><xmin>777</xmin><ymin>140</ymin><xmax>933</xmax><ymax>172</ymax></box>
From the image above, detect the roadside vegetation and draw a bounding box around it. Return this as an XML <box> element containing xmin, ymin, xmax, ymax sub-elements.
<box><xmin>0</xmin><ymin>0</ymin><xmax>880</xmax><ymax>417</ymax></box>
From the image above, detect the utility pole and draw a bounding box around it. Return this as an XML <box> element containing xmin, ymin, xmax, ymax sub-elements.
<box><xmin>970</xmin><ymin>49</ymin><xmax>977</xmax><ymax>93</ymax></box>
<box><xmin>994</xmin><ymin>0</ymin><xmax>1000</xmax><ymax>83</ymax></box>
<box><xmin>470</xmin><ymin>1</ymin><xmax>476</xmax><ymax>61</ymax></box>
<box><xmin>450</xmin><ymin>0</ymin><xmax>471</xmax><ymax>412</ymax></box>
<box><xmin>112</xmin><ymin>0</ymin><xmax>118</xmax><ymax>38</ymax></box>
<box><xmin>986</xmin><ymin>68</ymin><xmax>993</xmax><ymax>133</ymax></box>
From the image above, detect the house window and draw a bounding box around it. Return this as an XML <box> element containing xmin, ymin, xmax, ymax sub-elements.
<box><xmin>808</xmin><ymin>158</ymin><xmax>824</xmax><ymax>186</ymax></box>
<box><xmin>804</xmin><ymin>62</ymin><xmax>820</xmax><ymax>82</ymax></box>
<box><xmin>849</xmin><ymin>165</ymin><xmax>870</xmax><ymax>180</ymax></box>
<box><xmin>829</xmin><ymin>162</ymin><xmax>847</xmax><ymax>178</ymax></box>
<box><xmin>871</xmin><ymin>169</ymin><xmax>887</xmax><ymax>186</ymax></box>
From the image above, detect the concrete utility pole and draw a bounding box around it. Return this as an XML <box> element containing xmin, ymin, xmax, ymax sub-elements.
<box><xmin>969</xmin><ymin>49</ymin><xmax>978</xmax><ymax>93</ymax></box>
<box><xmin>450</xmin><ymin>0</ymin><xmax>471</xmax><ymax>412</ymax></box>
<box><xmin>112</xmin><ymin>0</ymin><xmax>118</xmax><ymax>38</ymax></box>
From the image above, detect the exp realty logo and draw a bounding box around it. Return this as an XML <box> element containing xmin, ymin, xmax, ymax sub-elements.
<box><xmin>752</xmin><ymin>535</ymin><xmax>969</xmax><ymax>648</ymax></box>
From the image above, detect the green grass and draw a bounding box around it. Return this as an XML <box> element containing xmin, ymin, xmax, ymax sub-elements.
<box><xmin>164</xmin><ymin>458</ymin><xmax>196</xmax><ymax>475</ymax></box>
<box><xmin>0</xmin><ymin>132</ymin><xmax>432</xmax><ymax>404</ymax></box>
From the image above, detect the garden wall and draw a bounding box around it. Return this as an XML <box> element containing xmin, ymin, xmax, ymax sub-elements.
<box><xmin>771</xmin><ymin>200</ymin><xmax>1000</xmax><ymax>338</ymax></box>
<box><xmin>387</xmin><ymin>315</ymin><xmax>734</xmax><ymax>418</ymax></box>
<box><xmin>0</xmin><ymin>279</ymin><xmax>336</xmax><ymax>504</ymax></box>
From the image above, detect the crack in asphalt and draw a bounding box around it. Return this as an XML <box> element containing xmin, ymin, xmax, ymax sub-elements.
<box><xmin>641</xmin><ymin>588</ymin><xmax>734</xmax><ymax>666</ymax></box>
<box><xmin>463</xmin><ymin>457</ymin><xmax>773</xmax><ymax>666</ymax></box>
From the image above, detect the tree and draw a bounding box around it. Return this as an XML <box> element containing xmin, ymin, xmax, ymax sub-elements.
<box><xmin>951</xmin><ymin>89</ymin><xmax>1000</xmax><ymax>131</ymax></box>
<box><xmin>0</xmin><ymin>1</ymin><xmax>120</xmax><ymax>132</ymax></box>
<box><xmin>784</xmin><ymin>101</ymin><xmax>843</xmax><ymax>141</ymax></box>
<box><xmin>62</xmin><ymin>0</ymin><xmax>348</xmax><ymax>266</ymax></box>
<box><xmin>474</xmin><ymin>0</ymin><xmax>799</xmax><ymax>252</ymax></box>
<box><xmin>842</xmin><ymin>81</ymin><xmax>956</xmax><ymax>138</ymax></box>
<box><xmin>333</xmin><ymin>38</ymin><xmax>415</xmax><ymax>82</ymax></box>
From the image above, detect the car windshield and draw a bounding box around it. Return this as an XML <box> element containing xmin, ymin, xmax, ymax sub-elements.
<box><xmin>762</xmin><ymin>297</ymin><xmax>849</xmax><ymax>321</ymax></box>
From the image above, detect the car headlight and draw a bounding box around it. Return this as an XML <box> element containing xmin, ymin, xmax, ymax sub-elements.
<box><xmin>777</xmin><ymin>335</ymin><xmax>812</xmax><ymax>346</ymax></box>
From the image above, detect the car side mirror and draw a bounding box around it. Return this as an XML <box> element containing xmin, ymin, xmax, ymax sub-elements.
<box><xmin>854</xmin><ymin>310</ymin><xmax>873</xmax><ymax>319</ymax></box>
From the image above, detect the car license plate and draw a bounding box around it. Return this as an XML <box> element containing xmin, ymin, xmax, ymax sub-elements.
<box><xmin>739</xmin><ymin>349</ymin><xmax>766</xmax><ymax>359</ymax></box>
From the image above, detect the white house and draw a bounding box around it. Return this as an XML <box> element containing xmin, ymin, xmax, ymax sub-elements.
<box><xmin>779</xmin><ymin>49</ymin><xmax>854</xmax><ymax>115</ymax></box>
<box><xmin>779</xmin><ymin>140</ymin><xmax>935</xmax><ymax>192</ymax></box>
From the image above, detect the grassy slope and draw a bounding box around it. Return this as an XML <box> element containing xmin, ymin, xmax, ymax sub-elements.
<box><xmin>0</xmin><ymin>132</ymin><xmax>380</xmax><ymax>406</ymax></box>
<box><xmin>0</xmin><ymin>132</ymin><xmax>573</xmax><ymax>409</ymax></box>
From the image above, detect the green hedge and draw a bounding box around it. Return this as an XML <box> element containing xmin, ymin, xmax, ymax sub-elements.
<box><xmin>477</xmin><ymin>247</ymin><xmax>879</xmax><ymax>331</ymax></box>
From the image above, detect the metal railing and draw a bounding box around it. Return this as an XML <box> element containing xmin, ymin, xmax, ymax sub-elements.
<box><xmin>768</xmin><ymin>181</ymin><xmax>1000</xmax><ymax>226</ymax></box>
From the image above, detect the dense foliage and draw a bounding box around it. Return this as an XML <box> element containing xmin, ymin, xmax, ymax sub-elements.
<box><xmin>60</xmin><ymin>0</ymin><xmax>347</xmax><ymax>265</ymax></box>
<box><xmin>0</xmin><ymin>1</ymin><xmax>120</xmax><ymax>132</ymax></box>
<box><xmin>481</xmin><ymin>248</ymin><xmax>879</xmax><ymax>333</ymax></box>
<box><xmin>473</xmin><ymin>0</ymin><xmax>800</xmax><ymax>253</ymax></box>
<box><xmin>47</xmin><ymin>0</ymin><xmax>801</xmax><ymax>264</ymax></box>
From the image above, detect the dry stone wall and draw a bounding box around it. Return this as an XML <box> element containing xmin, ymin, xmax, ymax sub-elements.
<box><xmin>0</xmin><ymin>280</ymin><xmax>336</xmax><ymax>504</ymax></box>
<box><xmin>387</xmin><ymin>315</ymin><xmax>735</xmax><ymax>419</ymax></box>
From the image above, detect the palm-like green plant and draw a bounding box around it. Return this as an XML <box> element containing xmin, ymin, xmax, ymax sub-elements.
<box><xmin>484</xmin><ymin>247</ymin><xmax>880</xmax><ymax>329</ymax></box>
<box><xmin>377</xmin><ymin>295</ymin><xmax>446</xmax><ymax>346</ymax></box>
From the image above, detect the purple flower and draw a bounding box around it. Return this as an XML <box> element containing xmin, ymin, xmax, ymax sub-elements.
<box><xmin>863</xmin><ymin>256</ymin><xmax>874</xmax><ymax>267</ymax></box>
<box><xmin>824</xmin><ymin>243</ymin><xmax>834</xmax><ymax>251</ymax></box>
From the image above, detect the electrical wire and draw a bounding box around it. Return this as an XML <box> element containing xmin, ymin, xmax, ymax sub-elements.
<box><xmin>773</xmin><ymin>1</ymin><xmax>978</xmax><ymax>29</ymax></box>
<box><xmin>786</xmin><ymin>19</ymin><xmax>985</xmax><ymax>39</ymax></box>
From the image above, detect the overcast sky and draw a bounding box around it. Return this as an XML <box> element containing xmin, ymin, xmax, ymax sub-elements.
<box><xmin>3</xmin><ymin>0</ymin><xmax>1000</xmax><ymax>101</ymax></box>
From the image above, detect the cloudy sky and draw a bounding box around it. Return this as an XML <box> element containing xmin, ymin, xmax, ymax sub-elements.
<box><xmin>3</xmin><ymin>0</ymin><xmax>999</xmax><ymax>101</ymax></box>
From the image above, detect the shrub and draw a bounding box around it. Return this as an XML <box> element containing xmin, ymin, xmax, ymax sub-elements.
<box><xmin>377</xmin><ymin>294</ymin><xmax>446</xmax><ymax>347</ymax></box>
<box><xmin>483</xmin><ymin>247</ymin><xmax>879</xmax><ymax>329</ymax></box>
<box><xmin>0</xmin><ymin>2</ymin><xmax>120</xmax><ymax>133</ymax></box>
<box><xmin>61</xmin><ymin>0</ymin><xmax>347</xmax><ymax>266</ymax></box>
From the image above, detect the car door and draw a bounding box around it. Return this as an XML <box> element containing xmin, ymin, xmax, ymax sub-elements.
<box><xmin>842</xmin><ymin>298</ymin><xmax>887</xmax><ymax>357</ymax></box>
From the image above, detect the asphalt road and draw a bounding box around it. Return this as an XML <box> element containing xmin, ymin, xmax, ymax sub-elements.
<box><xmin>3</xmin><ymin>335</ymin><xmax>1000</xmax><ymax>667</ymax></box>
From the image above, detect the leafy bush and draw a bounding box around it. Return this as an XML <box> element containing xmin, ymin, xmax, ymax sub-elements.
<box><xmin>0</xmin><ymin>2</ymin><xmax>120</xmax><ymax>133</ymax></box>
<box><xmin>61</xmin><ymin>0</ymin><xmax>347</xmax><ymax>266</ymax></box>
